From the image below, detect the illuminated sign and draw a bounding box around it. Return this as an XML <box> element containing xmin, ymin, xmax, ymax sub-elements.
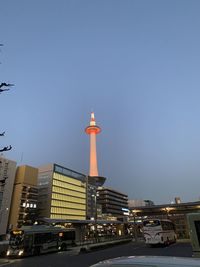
<box><xmin>12</xmin><ymin>230</ymin><xmax>23</xmax><ymax>235</ymax></box>
<box><xmin>122</xmin><ymin>208</ymin><xmax>129</xmax><ymax>212</ymax></box>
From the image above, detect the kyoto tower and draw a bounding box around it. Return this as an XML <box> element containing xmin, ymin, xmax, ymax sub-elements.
<box><xmin>85</xmin><ymin>112</ymin><xmax>101</xmax><ymax>177</ymax></box>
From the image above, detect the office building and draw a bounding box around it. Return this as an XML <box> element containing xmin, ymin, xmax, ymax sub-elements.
<box><xmin>38</xmin><ymin>164</ymin><xmax>87</xmax><ymax>220</ymax></box>
<box><xmin>0</xmin><ymin>156</ymin><xmax>16</xmax><ymax>236</ymax></box>
<box><xmin>9</xmin><ymin>165</ymin><xmax>38</xmax><ymax>229</ymax></box>
<box><xmin>97</xmin><ymin>187</ymin><xmax>129</xmax><ymax>219</ymax></box>
<box><xmin>86</xmin><ymin>176</ymin><xmax>105</xmax><ymax>220</ymax></box>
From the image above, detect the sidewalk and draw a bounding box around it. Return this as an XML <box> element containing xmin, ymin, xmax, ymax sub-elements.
<box><xmin>0</xmin><ymin>258</ymin><xmax>9</xmax><ymax>266</ymax></box>
<box><xmin>177</xmin><ymin>238</ymin><xmax>191</xmax><ymax>243</ymax></box>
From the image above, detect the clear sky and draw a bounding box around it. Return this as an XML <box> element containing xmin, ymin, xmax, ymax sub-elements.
<box><xmin>1</xmin><ymin>0</ymin><xmax>200</xmax><ymax>204</ymax></box>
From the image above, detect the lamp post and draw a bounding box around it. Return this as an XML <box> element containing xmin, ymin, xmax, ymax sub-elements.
<box><xmin>132</xmin><ymin>210</ymin><xmax>138</xmax><ymax>242</ymax></box>
<box><xmin>164</xmin><ymin>207</ymin><xmax>173</xmax><ymax>219</ymax></box>
<box><xmin>92</xmin><ymin>192</ymin><xmax>98</xmax><ymax>243</ymax></box>
<box><xmin>94</xmin><ymin>193</ymin><xmax>98</xmax><ymax>243</ymax></box>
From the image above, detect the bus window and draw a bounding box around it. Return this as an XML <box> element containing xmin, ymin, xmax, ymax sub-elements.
<box><xmin>34</xmin><ymin>232</ymin><xmax>52</xmax><ymax>244</ymax></box>
<box><xmin>60</xmin><ymin>231</ymin><xmax>75</xmax><ymax>241</ymax></box>
<box><xmin>194</xmin><ymin>221</ymin><xmax>200</xmax><ymax>246</ymax></box>
<box><xmin>24</xmin><ymin>235</ymin><xmax>33</xmax><ymax>248</ymax></box>
<box><xmin>24</xmin><ymin>234</ymin><xmax>33</xmax><ymax>254</ymax></box>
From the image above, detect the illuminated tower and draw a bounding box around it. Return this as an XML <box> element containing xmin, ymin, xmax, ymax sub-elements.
<box><xmin>85</xmin><ymin>112</ymin><xmax>101</xmax><ymax>177</ymax></box>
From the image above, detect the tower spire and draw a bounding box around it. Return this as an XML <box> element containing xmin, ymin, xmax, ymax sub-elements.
<box><xmin>90</xmin><ymin>112</ymin><xmax>97</xmax><ymax>126</ymax></box>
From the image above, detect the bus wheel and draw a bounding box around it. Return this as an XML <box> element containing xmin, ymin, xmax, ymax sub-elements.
<box><xmin>61</xmin><ymin>243</ymin><xmax>67</xmax><ymax>251</ymax></box>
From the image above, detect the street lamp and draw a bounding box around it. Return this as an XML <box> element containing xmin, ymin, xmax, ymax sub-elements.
<box><xmin>163</xmin><ymin>207</ymin><xmax>174</xmax><ymax>219</ymax></box>
<box><xmin>92</xmin><ymin>192</ymin><xmax>98</xmax><ymax>242</ymax></box>
<box><xmin>132</xmin><ymin>210</ymin><xmax>138</xmax><ymax>242</ymax></box>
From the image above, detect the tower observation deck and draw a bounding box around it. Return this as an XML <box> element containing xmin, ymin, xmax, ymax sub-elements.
<box><xmin>85</xmin><ymin>112</ymin><xmax>101</xmax><ymax>177</ymax></box>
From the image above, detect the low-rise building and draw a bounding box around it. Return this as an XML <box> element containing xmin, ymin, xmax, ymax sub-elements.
<box><xmin>128</xmin><ymin>199</ymin><xmax>154</xmax><ymax>208</ymax></box>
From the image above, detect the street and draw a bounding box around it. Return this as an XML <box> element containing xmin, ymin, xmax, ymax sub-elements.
<box><xmin>2</xmin><ymin>241</ymin><xmax>193</xmax><ymax>267</ymax></box>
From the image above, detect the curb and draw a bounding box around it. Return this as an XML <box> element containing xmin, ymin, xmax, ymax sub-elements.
<box><xmin>0</xmin><ymin>259</ymin><xmax>9</xmax><ymax>266</ymax></box>
<box><xmin>177</xmin><ymin>239</ymin><xmax>191</xmax><ymax>243</ymax></box>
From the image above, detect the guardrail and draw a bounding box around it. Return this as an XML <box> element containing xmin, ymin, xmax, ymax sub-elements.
<box><xmin>78</xmin><ymin>234</ymin><xmax>134</xmax><ymax>246</ymax></box>
<box><xmin>79</xmin><ymin>236</ymin><xmax>133</xmax><ymax>253</ymax></box>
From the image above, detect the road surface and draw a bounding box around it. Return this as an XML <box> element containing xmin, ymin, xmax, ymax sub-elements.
<box><xmin>1</xmin><ymin>241</ymin><xmax>193</xmax><ymax>267</ymax></box>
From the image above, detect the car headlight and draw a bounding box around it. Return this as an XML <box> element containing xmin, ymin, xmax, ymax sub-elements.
<box><xmin>6</xmin><ymin>250</ymin><xmax>10</xmax><ymax>256</ymax></box>
<box><xmin>18</xmin><ymin>250</ymin><xmax>24</xmax><ymax>256</ymax></box>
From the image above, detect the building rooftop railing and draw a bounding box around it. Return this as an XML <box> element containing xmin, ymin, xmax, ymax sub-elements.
<box><xmin>54</xmin><ymin>164</ymin><xmax>86</xmax><ymax>182</ymax></box>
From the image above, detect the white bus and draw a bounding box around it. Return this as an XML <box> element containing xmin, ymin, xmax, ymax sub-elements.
<box><xmin>143</xmin><ymin>219</ymin><xmax>176</xmax><ymax>246</ymax></box>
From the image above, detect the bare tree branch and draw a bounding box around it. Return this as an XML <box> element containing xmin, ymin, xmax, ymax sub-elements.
<box><xmin>0</xmin><ymin>83</ymin><xmax>14</xmax><ymax>93</ymax></box>
<box><xmin>0</xmin><ymin>145</ymin><xmax>12</xmax><ymax>152</ymax></box>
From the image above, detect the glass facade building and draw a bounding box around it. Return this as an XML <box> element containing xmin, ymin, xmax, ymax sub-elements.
<box><xmin>38</xmin><ymin>164</ymin><xmax>87</xmax><ymax>220</ymax></box>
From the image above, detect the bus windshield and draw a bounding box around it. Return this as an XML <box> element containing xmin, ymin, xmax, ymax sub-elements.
<box><xmin>9</xmin><ymin>231</ymin><xmax>24</xmax><ymax>248</ymax></box>
<box><xmin>143</xmin><ymin>220</ymin><xmax>161</xmax><ymax>227</ymax></box>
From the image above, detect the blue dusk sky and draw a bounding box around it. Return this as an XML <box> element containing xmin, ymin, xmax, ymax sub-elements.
<box><xmin>1</xmin><ymin>0</ymin><xmax>200</xmax><ymax>204</ymax></box>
